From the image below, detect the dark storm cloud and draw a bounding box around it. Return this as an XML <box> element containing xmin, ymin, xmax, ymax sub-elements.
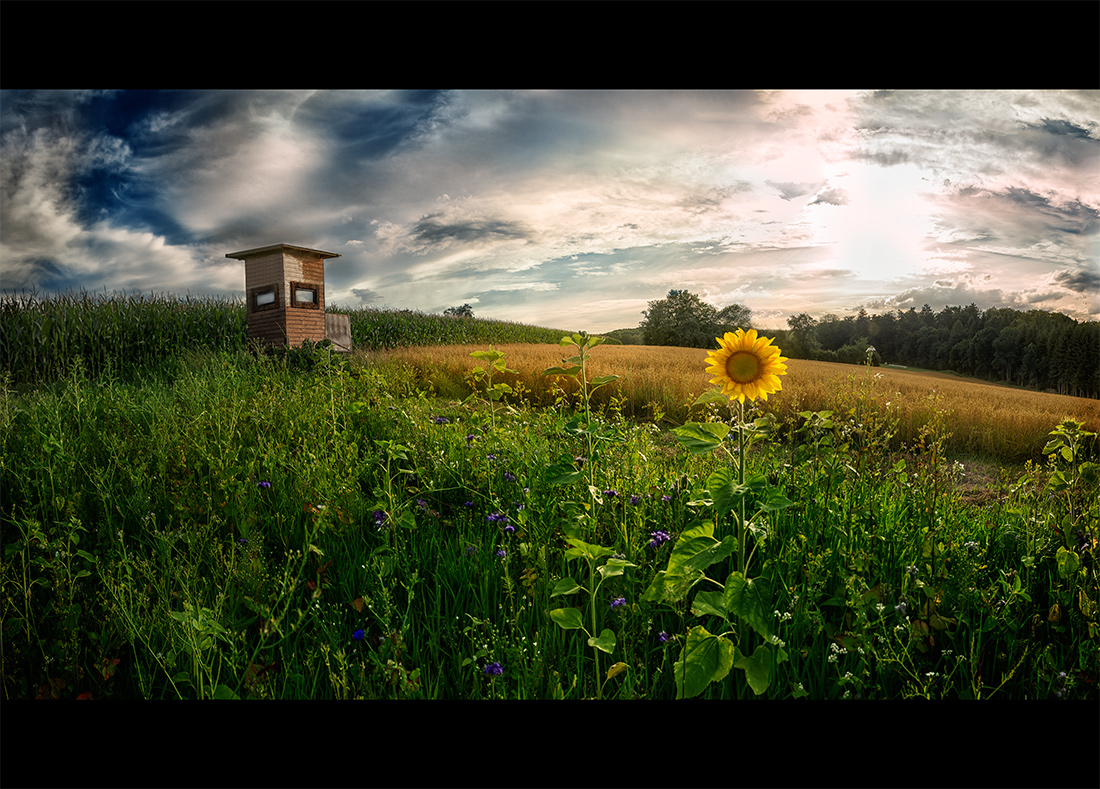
<box><xmin>1054</xmin><ymin>268</ymin><xmax>1100</xmax><ymax>293</ymax></box>
<box><xmin>410</xmin><ymin>215</ymin><xmax>532</xmax><ymax>247</ymax></box>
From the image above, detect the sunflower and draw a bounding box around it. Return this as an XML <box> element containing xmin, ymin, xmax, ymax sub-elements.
<box><xmin>705</xmin><ymin>328</ymin><xmax>788</xmax><ymax>403</ymax></box>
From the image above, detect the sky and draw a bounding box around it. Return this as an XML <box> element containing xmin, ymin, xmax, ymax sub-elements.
<box><xmin>1</xmin><ymin>88</ymin><xmax>1098</xmax><ymax>333</ymax></box>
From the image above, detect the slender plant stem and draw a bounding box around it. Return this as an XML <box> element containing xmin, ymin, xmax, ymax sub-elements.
<box><xmin>738</xmin><ymin>399</ymin><xmax>747</xmax><ymax>575</ymax></box>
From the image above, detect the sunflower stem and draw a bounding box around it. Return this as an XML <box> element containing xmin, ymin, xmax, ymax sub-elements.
<box><xmin>737</xmin><ymin>398</ymin><xmax>747</xmax><ymax>575</ymax></box>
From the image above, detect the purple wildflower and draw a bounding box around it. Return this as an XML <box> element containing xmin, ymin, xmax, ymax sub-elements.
<box><xmin>610</xmin><ymin>597</ymin><xmax>626</xmax><ymax>609</ymax></box>
<box><xmin>658</xmin><ymin>630</ymin><xmax>669</xmax><ymax>643</ymax></box>
<box><xmin>352</xmin><ymin>629</ymin><xmax>365</xmax><ymax>641</ymax></box>
<box><xmin>483</xmin><ymin>662</ymin><xmax>503</xmax><ymax>676</ymax></box>
<box><xmin>433</xmin><ymin>416</ymin><xmax>450</xmax><ymax>425</ymax></box>
<box><xmin>649</xmin><ymin>530</ymin><xmax>671</xmax><ymax>548</ymax></box>
<box><xmin>256</xmin><ymin>481</ymin><xmax>271</xmax><ymax>489</ymax></box>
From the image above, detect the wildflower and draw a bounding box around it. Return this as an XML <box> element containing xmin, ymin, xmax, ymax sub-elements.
<box><xmin>658</xmin><ymin>631</ymin><xmax>669</xmax><ymax>643</ymax></box>
<box><xmin>895</xmin><ymin>601</ymin><xmax>908</xmax><ymax>616</ymax></box>
<box><xmin>610</xmin><ymin>597</ymin><xmax>626</xmax><ymax>609</ymax></box>
<box><xmin>487</xmin><ymin>454</ymin><xmax>497</xmax><ymax>461</ymax></box>
<box><xmin>661</xmin><ymin>495</ymin><xmax>671</xmax><ymax>502</ymax></box>
<box><xmin>604</xmin><ymin>489</ymin><xmax>618</xmax><ymax>498</ymax></box>
<box><xmin>503</xmin><ymin>471</ymin><xmax>516</xmax><ymax>483</ymax></box>
<box><xmin>483</xmin><ymin>661</ymin><xmax>503</xmax><ymax>676</ymax></box>
<box><xmin>465</xmin><ymin>434</ymin><xmax>477</xmax><ymax>444</ymax></box>
<box><xmin>372</xmin><ymin>510</ymin><xmax>388</xmax><ymax>528</ymax></box>
<box><xmin>630</xmin><ymin>494</ymin><xmax>641</xmax><ymax>505</ymax></box>
<box><xmin>433</xmin><ymin>416</ymin><xmax>450</xmax><ymax>425</ymax></box>
<box><xmin>495</xmin><ymin>548</ymin><xmax>507</xmax><ymax>558</ymax></box>
<box><xmin>705</xmin><ymin>328</ymin><xmax>788</xmax><ymax>403</ymax></box>
<box><xmin>648</xmin><ymin>530</ymin><xmax>671</xmax><ymax>548</ymax></box>
<box><xmin>256</xmin><ymin>480</ymin><xmax>271</xmax><ymax>489</ymax></box>
<box><xmin>352</xmin><ymin>629</ymin><xmax>365</xmax><ymax>641</ymax></box>
<box><xmin>504</xmin><ymin>523</ymin><xmax>515</xmax><ymax>534</ymax></box>
<box><xmin>907</xmin><ymin>565</ymin><xmax>918</xmax><ymax>580</ymax></box>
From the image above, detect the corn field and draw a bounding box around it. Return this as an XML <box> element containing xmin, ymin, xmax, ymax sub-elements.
<box><xmin>0</xmin><ymin>292</ymin><xmax>579</xmax><ymax>387</ymax></box>
<box><xmin>0</xmin><ymin>291</ymin><xmax>248</xmax><ymax>385</ymax></box>
<box><xmin>329</xmin><ymin>305</ymin><xmax>574</xmax><ymax>349</ymax></box>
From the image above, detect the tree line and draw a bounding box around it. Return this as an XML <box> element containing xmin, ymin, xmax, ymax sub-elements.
<box><xmin>622</xmin><ymin>291</ymin><xmax>1099</xmax><ymax>399</ymax></box>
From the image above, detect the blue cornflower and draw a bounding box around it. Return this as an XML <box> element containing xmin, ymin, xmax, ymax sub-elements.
<box><xmin>466</xmin><ymin>434</ymin><xmax>477</xmax><ymax>444</ymax></box>
<box><xmin>630</xmin><ymin>494</ymin><xmax>641</xmax><ymax>505</ymax></box>
<box><xmin>372</xmin><ymin>510</ymin><xmax>388</xmax><ymax>528</ymax></box>
<box><xmin>661</xmin><ymin>495</ymin><xmax>671</xmax><ymax>502</ymax></box>
<box><xmin>504</xmin><ymin>471</ymin><xmax>516</xmax><ymax>483</ymax></box>
<box><xmin>649</xmin><ymin>530</ymin><xmax>671</xmax><ymax>548</ymax></box>
<box><xmin>256</xmin><ymin>481</ymin><xmax>271</xmax><ymax>489</ymax></box>
<box><xmin>610</xmin><ymin>597</ymin><xmax>626</xmax><ymax>609</ymax></box>
<box><xmin>352</xmin><ymin>629</ymin><xmax>365</xmax><ymax>641</ymax></box>
<box><xmin>433</xmin><ymin>416</ymin><xmax>450</xmax><ymax>425</ymax></box>
<box><xmin>658</xmin><ymin>630</ymin><xmax>669</xmax><ymax>643</ymax></box>
<box><xmin>487</xmin><ymin>512</ymin><xmax>509</xmax><ymax>524</ymax></box>
<box><xmin>483</xmin><ymin>662</ymin><xmax>503</xmax><ymax>676</ymax></box>
<box><xmin>496</xmin><ymin>548</ymin><xmax>507</xmax><ymax>558</ymax></box>
<box><xmin>604</xmin><ymin>489</ymin><xmax>618</xmax><ymax>498</ymax></box>
<box><xmin>504</xmin><ymin>524</ymin><xmax>515</xmax><ymax>534</ymax></box>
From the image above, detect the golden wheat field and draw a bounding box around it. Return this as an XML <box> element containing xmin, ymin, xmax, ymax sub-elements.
<box><xmin>364</xmin><ymin>343</ymin><xmax>1100</xmax><ymax>461</ymax></box>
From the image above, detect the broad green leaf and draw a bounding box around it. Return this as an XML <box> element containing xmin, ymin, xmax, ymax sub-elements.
<box><xmin>550</xmin><ymin>577</ymin><xmax>582</xmax><ymax>597</ymax></box>
<box><xmin>597</xmin><ymin>557</ymin><xmax>637</xmax><ymax>580</ymax></box>
<box><xmin>545</xmin><ymin>458</ymin><xmax>583</xmax><ymax>485</ymax></box>
<box><xmin>693</xmin><ymin>389</ymin><xmax>729</xmax><ymax>406</ymax></box>
<box><xmin>1056</xmin><ymin>547</ymin><xmax>1081</xmax><ymax>580</ymax></box>
<box><xmin>544</xmin><ymin>365</ymin><xmax>582</xmax><ymax>377</ymax></box>
<box><xmin>706</xmin><ymin>467</ymin><xmax>751</xmax><ymax>518</ymax></box>
<box><xmin>673</xmin><ymin>626</ymin><xmax>736</xmax><ymax>699</ymax></box>
<box><xmin>565</xmin><ymin>537</ymin><xmax>615</xmax><ymax>562</ymax></box>
<box><xmin>724</xmin><ymin>572</ymin><xmax>773</xmax><ymax>640</ymax></box>
<box><xmin>757</xmin><ymin>486</ymin><xmax>796</xmax><ymax>513</ymax></box>
<box><xmin>691</xmin><ymin>590</ymin><xmax>727</xmax><ymax>619</ymax></box>
<box><xmin>590</xmin><ymin>374</ymin><xmax>620</xmax><ymax>388</ymax></box>
<box><xmin>549</xmin><ymin>607</ymin><xmax>584</xmax><ymax>630</ymax></box>
<box><xmin>641</xmin><ymin>568</ymin><xmax>707</xmax><ymax>603</ymax></box>
<box><xmin>213</xmin><ymin>684</ymin><xmax>240</xmax><ymax>700</ymax></box>
<box><xmin>671</xmin><ymin>422</ymin><xmax>730</xmax><ymax>456</ymax></box>
<box><xmin>735</xmin><ymin>642</ymin><xmax>775</xmax><ymax>695</ymax></box>
<box><xmin>588</xmin><ymin>628</ymin><xmax>617</xmax><ymax>654</ymax></box>
<box><xmin>665</xmin><ymin>521</ymin><xmax>738</xmax><ymax>578</ymax></box>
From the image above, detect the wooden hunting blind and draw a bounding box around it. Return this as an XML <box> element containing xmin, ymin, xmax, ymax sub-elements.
<box><xmin>226</xmin><ymin>243</ymin><xmax>351</xmax><ymax>351</ymax></box>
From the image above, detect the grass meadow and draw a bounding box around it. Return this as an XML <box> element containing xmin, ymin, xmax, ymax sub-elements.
<box><xmin>2</xmin><ymin>329</ymin><xmax>1097</xmax><ymax>711</ymax></box>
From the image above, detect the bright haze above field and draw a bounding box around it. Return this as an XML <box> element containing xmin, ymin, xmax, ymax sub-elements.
<box><xmin>2</xmin><ymin>89</ymin><xmax>1098</xmax><ymax>333</ymax></box>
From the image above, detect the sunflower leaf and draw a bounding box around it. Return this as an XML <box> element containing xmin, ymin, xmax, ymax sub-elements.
<box><xmin>672</xmin><ymin>422</ymin><xmax>730</xmax><ymax>455</ymax></box>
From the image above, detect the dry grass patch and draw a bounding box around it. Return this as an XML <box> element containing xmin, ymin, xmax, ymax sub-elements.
<box><xmin>366</xmin><ymin>344</ymin><xmax>1099</xmax><ymax>461</ymax></box>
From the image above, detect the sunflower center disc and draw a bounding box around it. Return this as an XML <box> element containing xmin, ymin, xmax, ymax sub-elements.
<box><xmin>726</xmin><ymin>351</ymin><xmax>761</xmax><ymax>383</ymax></box>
